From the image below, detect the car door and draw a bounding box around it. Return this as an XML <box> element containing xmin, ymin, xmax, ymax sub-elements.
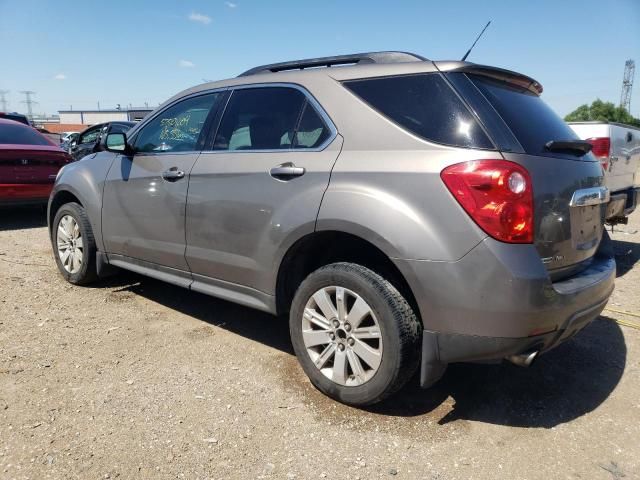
<box><xmin>101</xmin><ymin>92</ymin><xmax>223</xmax><ymax>278</ymax></box>
<box><xmin>185</xmin><ymin>85</ymin><xmax>342</xmax><ymax>302</ymax></box>
<box><xmin>70</xmin><ymin>124</ymin><xmax>103</xmax><ymax>161</ymax></box>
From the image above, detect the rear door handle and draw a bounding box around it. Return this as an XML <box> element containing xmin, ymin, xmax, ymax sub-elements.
<box><xmin>162</xmin><ymin>167</ymin><xmax>185</xmax><ymax>182</ymax></box>
<box><xmin>269</xmin><ymin>163</ymin><xmax>305</xmax><ymax>181</ymax></box>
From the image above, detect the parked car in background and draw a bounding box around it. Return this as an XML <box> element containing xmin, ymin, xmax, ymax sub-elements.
<box><xmin>69</xmin><ymin>121</ymin><xmax>135</xmax><ymax>161</ymax></box>
<box><xmin>35</xmin><ymin>127</ymin><xmax>61</xmax><ymax>145</ymax></box>
<box><xmin>60</xmin><ymin>132</ymin><xmax>79</xmax><ymax>152</ymax></box>
<box><xmin>49</xmin><ymin>51</ymin><xmax>614</xmax><ymax>406</ymax></box>
<box><xmin>0</xmin><ymin>118</ymin><xmax>71</xmax><ymax>205</ymax></box>
<box><xmin>0</xmin><ymin>112</ymin><xmax>30</xmax><ymax>126</ymax></box>
<box><xmin>568</xmin><ymin>121</ymin><xmax>640</xmax><ymax>224</ymax></box>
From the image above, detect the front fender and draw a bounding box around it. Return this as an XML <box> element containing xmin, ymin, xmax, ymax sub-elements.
<box><xmin>48</xmin><ymin>152</ymin><xmax>117</xmax><ymax>252</ymax></box>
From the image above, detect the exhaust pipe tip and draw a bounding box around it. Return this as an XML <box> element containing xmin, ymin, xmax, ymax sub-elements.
<box><xmin>506</xmin><ymin>350</ymin><xmax>539</xmax><ymax>368</ymax></box>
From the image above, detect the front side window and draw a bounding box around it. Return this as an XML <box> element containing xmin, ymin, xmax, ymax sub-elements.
<box><xmin>214</xmin><ymin>87</ymin><xmax>306</xmax><ymax>151</ymax></box>
<box><xmin>343</xmin><ymin>73</ymin><xmax>493</xmax><ymax>149</ymax></box>
<box><xmin>79</xmin><ymin>126</ymin><xmax>101</xmax><ymax>144</ymax></box>
<box><xmin>134</xmin><ymin>93</ymin><xmax>220</xmax><ymax>153</ymax></box>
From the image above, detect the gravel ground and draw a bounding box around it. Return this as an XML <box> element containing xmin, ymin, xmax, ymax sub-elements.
<box><xmin>1</xmin><ymin>207</ymin><xmax>639</xmax><ymax>480</ymax></box>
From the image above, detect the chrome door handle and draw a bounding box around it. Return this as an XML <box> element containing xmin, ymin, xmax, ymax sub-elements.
<box><xmin>162</xmin><ymin>167</ymin><xmax>185</xmax><ymax>182</ymax></box>
<box><xmin>269</xmin><ymin>163</ymin><xmax>305</xmax><ymax>181</ymax></box>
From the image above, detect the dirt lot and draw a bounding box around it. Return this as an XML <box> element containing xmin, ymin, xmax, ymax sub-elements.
<box><xmin>1</xmin><ymin>207</ymin><xmax>639</xmax><ymax>480</ymax></box>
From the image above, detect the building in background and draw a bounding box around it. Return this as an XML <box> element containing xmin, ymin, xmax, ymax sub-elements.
<box><xmin>58</xmin><ymin>107</ymin><xmax>153</xmax><ymax>125</ymax></box>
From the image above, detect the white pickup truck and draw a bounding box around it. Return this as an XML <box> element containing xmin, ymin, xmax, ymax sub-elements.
<box><xmin>568</xmin><ymin>121</ymin><xmax>640</xmax><ymax>224</ymax></box>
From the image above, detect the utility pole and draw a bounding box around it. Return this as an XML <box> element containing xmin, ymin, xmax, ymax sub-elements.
<box><xmin>20</xmin><ymin>90</ymin><xmax>37</xmax><ymax>121</ymax></box>
<box><xmin>620</xmin><ymin>59</ymin><xmax>635</xmax><ymax>113</ymax></box>
<box><xmin>0</xmin><ymin>90</ymin><xmax>9</xmax><ymax>112</ymax></box>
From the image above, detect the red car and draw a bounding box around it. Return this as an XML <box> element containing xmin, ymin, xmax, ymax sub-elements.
<box><xmin>0</xmin><ymin>118</ymin><xmax>72</xmax><ymax>205</ymax></box>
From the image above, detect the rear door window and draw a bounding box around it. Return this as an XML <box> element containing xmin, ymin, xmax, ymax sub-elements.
<box><xmin>343</xmin><ymin>73</ymin><xmax>493</xmax><ymax>149</ymax></box>
<box><xmin>468</xmin><ymin>74</ymin><xmax>581</xmax><ymax>158</ymax></box>
<box><xmin>214</xmin><ymin>87</ymin><xmax>306</xmax><ymax>151</ymax></box>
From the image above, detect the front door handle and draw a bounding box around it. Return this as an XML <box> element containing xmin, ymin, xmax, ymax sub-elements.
<box><xmin>162</xmin><ymin>167</ymin><xmax>185</xmax><ymax>182</ymax></box>
<box><xmin>269</xmin><ymin>162</ymin><xmax>306</xmax><ymax>181</ymax></box>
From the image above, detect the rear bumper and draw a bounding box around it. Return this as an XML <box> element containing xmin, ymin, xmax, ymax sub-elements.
<box><xmin>394</xmin><ymin>232</ymin><xmax>616</xmax><ymax>386</ymax></box>
<box><xmin>0</xmin><ymin>183</ymin><xmax>53</xmax><ymax>205</ymax></box>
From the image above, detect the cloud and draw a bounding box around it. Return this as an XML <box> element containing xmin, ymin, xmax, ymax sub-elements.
<box><xmin>53</xmin><ymin>73</ymin><xmax>66</xmax><ymax>80</ymax></box>
<box><xmin>188</xmin><ymin>12</ymin><xmax>211</xmax><ymax>24</ymax></box>
<box><xmin>178</xmin><ymin>59</ymin><xmax>195</xmax><ymax>68</ymax></box>
<box><xmin>224</xmin><ymin>2</ymin><xmax>237</xmax><ymax>7</ymax></box>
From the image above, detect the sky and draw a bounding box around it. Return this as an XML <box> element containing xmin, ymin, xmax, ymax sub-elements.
<box><xmin>1</xmin><ymin>0</ymin><xmax>639</xmax><ymax>118</ymax></box>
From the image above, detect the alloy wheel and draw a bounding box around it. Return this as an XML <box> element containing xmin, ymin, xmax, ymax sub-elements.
<box><xmin>302</xmin><ymin>286</ymin><xmax>383</xmax><ymax>386</ymax></box>
<box><xmin>56</xmin><ymin>214</ymin><xmax>83</xmax><ymax>274</ymax></box>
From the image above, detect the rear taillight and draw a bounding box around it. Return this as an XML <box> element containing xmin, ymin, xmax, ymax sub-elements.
<box><xmin>441</xmin><ymin>160</ymin><xmax>534</xmax><ymax>244</ymax></box>
<box><xmin>585</xmin><ymin>137</ymin><xmax>610</xmax><ymax>170</ymax></box>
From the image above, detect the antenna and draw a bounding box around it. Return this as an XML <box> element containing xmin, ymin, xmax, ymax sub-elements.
<box><xmin>620</xmin><ymin>59</ymin><xmax>635</xmax><ymax>113</ymax></box>
<box><xmin>20</xmin><ymin>90</ymin><xmax>37</xmax><ymax>120</ymax></box>
<box><xmin>461</xmin><ymin>21</ymin><xmax>491</xmax><ymax>62</ymax></box>
<box><xmin>0</xmin><ymin>90</ymin><xmax>9</xmax><ymax>111</ymax></box>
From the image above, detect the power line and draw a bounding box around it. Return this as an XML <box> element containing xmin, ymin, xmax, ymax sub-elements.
<box><xmin>620</xmin><ymin>59</ymin><xmax>635</xmax><ymax>113</ymax></box>
<box><xmin>0</xmin><ymin>90</ymin><xmax>8</xmax><ymax>112</ymax></box>
<box><xmin>20</xmin><ymin>90</ymin><xmax>37</xmax><ymax>120</ymax></box>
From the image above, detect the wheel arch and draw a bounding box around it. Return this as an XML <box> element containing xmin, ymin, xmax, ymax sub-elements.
<box><xmin>275</xmin><ymin>230</ymin><xmax>422</xmax><ymax>325</ymax></box>
<box><xmin>48</xmin><ymin>189</ymin><xmax>84</xmax><ymax>232</ymax></box>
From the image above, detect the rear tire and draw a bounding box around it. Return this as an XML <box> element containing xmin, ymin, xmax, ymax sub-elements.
<box><xmin>51</xmin><ymin>202</ymin><xmax>98</xmax><ymax>285</ymax></box>
<box><xmin>289</xmin><ymin>262</ymin><xmax>422</xmax><ymax>406</ymax></box>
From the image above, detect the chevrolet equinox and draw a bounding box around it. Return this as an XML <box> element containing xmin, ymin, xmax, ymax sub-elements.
<box><xmin>48</xmin><ymin>52</ymin><xmax>615</xmax><ymax>406</ymax></box>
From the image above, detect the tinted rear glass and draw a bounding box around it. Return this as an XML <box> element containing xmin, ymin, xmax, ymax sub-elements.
<box><xmin>343</xmin><ymin>73</ymin><xmax>493</xmax><ymax>149</ymax></box>
<box><xmin>0</xmin><ymin>123</ymin><xmax>51</xmax><ymax>145</ymax></box>
<box><xmin>468</xmin><ymin>74</ymin><xmax>581</xmax><ymax>158</ymax></box>
<box><xmin>1</xmin><ymin>114</ymin><xmax>30</xmax><ymax>125</ymax></box>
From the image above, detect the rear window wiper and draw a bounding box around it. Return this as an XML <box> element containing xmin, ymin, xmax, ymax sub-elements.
<box><xmin>545</xmin><ymin>140</ymin><xmax>593</xmax><ymax>157</ymax></box>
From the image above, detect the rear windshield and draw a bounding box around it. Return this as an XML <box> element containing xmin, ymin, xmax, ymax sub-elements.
<box><xmin>0</xmin><ymin>123</ymin><xmax>51</xmax><ymax>145</ymax></box>
<box><xmin>343</xmin><ymin>73</ymin><xmax>493</xmax><ymax>149</ymax></box>
<box><xmin>1</xmin><ymin>114</ymin><xmax>30</xmax><ymax>125</ymax></box>
<box><xmin>468</xmin><ymin>74</ymin><xmax>581</xmax><ymax>157</ymax></box>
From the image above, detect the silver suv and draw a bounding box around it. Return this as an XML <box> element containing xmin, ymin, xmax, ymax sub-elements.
<box><xmin>48</xmin><ymin>52</ymin><xmax>615</xmax><ymax>406</ymax></box>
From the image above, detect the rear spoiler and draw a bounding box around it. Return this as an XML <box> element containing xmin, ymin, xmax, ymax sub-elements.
<box><xmin>434</xmin><ymin>61</ymin><xmax>543</xmax><ymax>95</ymax></box>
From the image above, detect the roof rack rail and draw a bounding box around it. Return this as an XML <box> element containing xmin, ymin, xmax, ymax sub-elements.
<box><xmin>238</xmin><ymin>51</ymin><xmax>428</xmax><ymax>77</ymax></box>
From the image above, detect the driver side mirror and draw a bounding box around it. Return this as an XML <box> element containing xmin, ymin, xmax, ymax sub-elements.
<box><xmin>105</xmin><ymin>132</ymin><xmax>133</xmax><ymax>155</ymax></box>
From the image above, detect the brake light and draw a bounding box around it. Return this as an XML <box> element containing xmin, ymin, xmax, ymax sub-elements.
<box><xmin>441</xmin><ymin>160</ymin><xmax>534</xmax><ymax>243</ymax></box>
<box><xmin>585</xmin><ymin>137</ymin><xmax>610</xmax><ymax>170</ymax></box>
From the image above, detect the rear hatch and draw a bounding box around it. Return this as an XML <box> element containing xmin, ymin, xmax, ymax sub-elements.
<box><xmin>0</xmin><ymin>145</ymin><xmax>71</xmax><ymax>184</ymax></box>
<box><xmin>443</xmin><ymin>66</ymin><xmax>607</xmax><ymax>279</ymax></box>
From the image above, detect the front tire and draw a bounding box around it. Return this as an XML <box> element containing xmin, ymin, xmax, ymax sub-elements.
<box><xmin>51</xmin><ymin>202</ymin><xmax>98</xmax><ymax>285</ymax></box>
<box><xmin>289</xmin><ymin>263</ymin><xmax>422</xmax><ymax>406</ymax></box>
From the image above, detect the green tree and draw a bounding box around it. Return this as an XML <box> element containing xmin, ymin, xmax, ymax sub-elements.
<box><xmin>565</xmin><ymin>99</ymin><xmax>640</xmax><ymax>127</ymax></box>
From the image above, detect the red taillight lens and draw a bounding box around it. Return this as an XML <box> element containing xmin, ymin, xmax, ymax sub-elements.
<box><xmin>585</xmin><ymin>137</ymin><xmax>610</xmax><ymax>170</ymax></box>
<box><xmin>441</xmin><ymin>160</ymin><xmax>534</xmax><ymax>244</ymax></box>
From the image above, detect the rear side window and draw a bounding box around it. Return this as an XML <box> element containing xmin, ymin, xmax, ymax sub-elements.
<box><xmin>214</xmin><ymin>87</ymin><xmax>306</xmax><ymax>151</ymax></box>
<box><xmin>0</xmin><ymin>123</ymin><xmax>50</xmax><ymax>145</ymax></box>
<box><xmin>468</xmin><ymin>74</ymin><xmax>580</xmax><ymax>158</ymax></box>
<box><xmin>343</xmin><ymin>74</ymin><xmax>493</xmax><ymax>149</ymax></box>
<box><xmin>293</xmin><ymin>102</ymin><xmax>330</xmax><ymax>148</ymax></box>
